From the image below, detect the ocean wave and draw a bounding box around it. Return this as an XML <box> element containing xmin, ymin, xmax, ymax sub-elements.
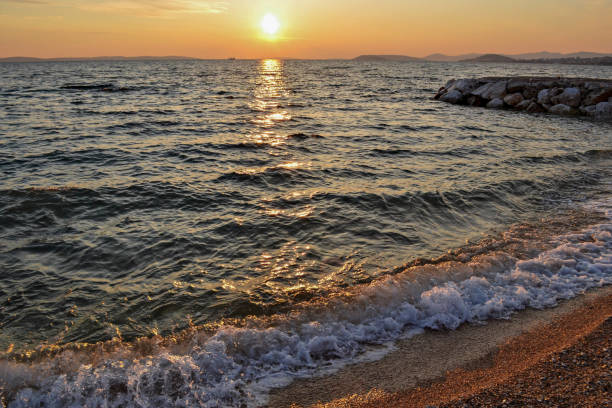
<box><xmin>61</xmin><ymin>83</ymin><xmax>138</xmax><ymax>93</ymax></box>
<box><xmin>2</xmin><ymin>199</ymin><xmax>611</xmax><ymax>408</ymax></box>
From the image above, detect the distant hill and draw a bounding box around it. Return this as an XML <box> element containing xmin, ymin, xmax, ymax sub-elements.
<box><xmin>458</xmin><ymin>54</ymin><xmax>612</xmax><ymax>66</ymax></box>
<box><xmin>508</xmin><ymin>51</ymin><xmax>612</xmax><ymax>60</ymax></box>
<box><xmin>423</xmin><ymin>53</ymin><xmax>480</xmax><ymax>62</ymax></box>
<box><xmin>353</xmin><ymin>55</ymin><xmax>421</xmax><ymax>62</ymax></box>
<box><xmin>0</xmin><ymin>56</ymin><xmax>199</xmax><ymax>62</ymax></box>
<box><xmin>520</xmin><ymin>56</ymin><xmax>612</xmax><ymax>66</ymax></box>
<box><xmin>422</xmin><ymin>51</ymin><xmax>612</xmax><ymax>62</ymax></box>
<box><xmin>460</xmin><ymin>54</ymin><xmax>516</xmax><ymax>63</ymax></box>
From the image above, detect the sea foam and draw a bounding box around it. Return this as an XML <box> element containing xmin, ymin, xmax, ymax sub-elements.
<box><xmin>4</xmin><ymin>200</ymin><xmax>612</xmax><ymax>408</ymax></box>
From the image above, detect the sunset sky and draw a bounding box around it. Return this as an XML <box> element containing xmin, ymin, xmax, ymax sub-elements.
<box><xmin>1</xmin><ymin>0</ymin><xmax>611</xmax><ymax>59</ymax></box>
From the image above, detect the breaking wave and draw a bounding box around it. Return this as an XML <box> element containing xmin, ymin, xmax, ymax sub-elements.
<box><xmin>2</xmin><ymin>199</ymin><xmax>611</xmax><ymax>408</ymax></box>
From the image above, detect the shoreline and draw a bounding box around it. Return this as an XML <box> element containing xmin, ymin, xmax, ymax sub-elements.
<box><xmin>268</xmin><ymin>286</ymin><xmax>612</xmax><ymax>407</ymax></box>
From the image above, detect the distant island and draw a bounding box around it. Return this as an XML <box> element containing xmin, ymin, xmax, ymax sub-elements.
<box><xmin>2</xmin><ymin>51</ymin><xmax>612</xmax><ymax>65</ymax></box>
<box><xmin>461</xmin><ymin>54</ymin><xmax>517</xmax><ymax>63</ymax></box>
<box><xmin>353</xmin><ymin>51</ymin><xmax>612</xmax><ymax>65</ymax></box>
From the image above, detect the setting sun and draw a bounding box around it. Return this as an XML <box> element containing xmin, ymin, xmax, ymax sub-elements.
<box><xmin>261</xmin><ymin>13</ymin><xmax>280</xmax><ymax>35</ymax></box>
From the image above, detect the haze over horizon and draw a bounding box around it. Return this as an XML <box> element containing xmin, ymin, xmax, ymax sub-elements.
<box><xmin>1</xmin><ymin>0</ymin><xmax>611</xmax><ymax>59</ymax></box>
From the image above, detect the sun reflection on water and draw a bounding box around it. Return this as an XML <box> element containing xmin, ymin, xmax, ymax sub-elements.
<box><xmin>247</xmin><ymin>59</ymin><xmax>291</xmax><ymax>146</ymax></box>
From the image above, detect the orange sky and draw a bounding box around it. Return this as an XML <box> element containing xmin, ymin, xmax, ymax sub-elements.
<box><xmin>1</xmin><ymin>0</ymin><xmax>611</xmax><ymax>58</ymax></box>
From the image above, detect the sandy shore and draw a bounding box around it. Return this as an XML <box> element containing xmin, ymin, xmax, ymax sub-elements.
<box><xmin>268</xmin><ymin>286</ymin><xmax>612</xmax><ymax>407</ymax></box>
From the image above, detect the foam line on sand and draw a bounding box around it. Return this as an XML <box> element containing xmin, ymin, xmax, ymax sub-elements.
<box><xmin>268</xmin><ymin>286</ymin><xmax>612</xmax><ymax>407</ymax></box>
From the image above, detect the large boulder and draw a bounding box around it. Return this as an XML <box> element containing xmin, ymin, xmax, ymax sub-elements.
<box><xmin>537</xmin><ymin>89</ymin><xmax>552</xmax><ymax>105</ymax></box>
<box><xmin>507</xmin><ymin>78</ymin><xmax>530</xmax><ymax>93</ymax></box>
<box><xmin>503</xmin><ymin>93</ymin><xmax>524</xmax><ymax>106</ymax></box>
<box><xmin>526</xmin><ymin>102</ymin><xmax>546</xmax><ymax>113</ymax></box>
<box><xmin>583</xmin><ymin>88</ymin><xmax>612</xmax><ymax>106</ymax></box>
<box><xmin>466</xmin><ymin>95</ymin><xmax>485</xmax><ymax>106</ymax></box>
<box><xmin>548</xmin><ymin>104</ymin><xmax>576</xmax><ymax>115</ymax></box>
<box><xmin>523</xmin><ymin>87</ymin><xmax>539</xmax><ymax>100</ymax></box>
<box><xmin>486</xmin><ymin>98</ymin><xmax>505</xmax><ymax>109</ymax></box>
<box><xmin>440</xmin><ymin>89</ymin><xmax>464</xmax><ymax>104</ymax></box>
<box><xmin>550</xmin><ymin>87</ymin><xmax>581</xmax><ymax>107</ymax></box>
<box><xmin>471</xmin><ymin>81</ymin><xmax>507</xmax><ymax>100</ymax></box>
<box><xmin>447</xmin><ymin>78</ymin><xmax>480</xmax><ymax>94</ymax></box>
<box><xmin>583</xmin><ymin>81</ymin><xmax>606</xmax><ymax>91</ymax></box>
<box><xmin>580</xmin><ymin>105</ymin><xmax>597</xmax><ymax>116</ymax></box>
<box><xmin>594</xmin><ymin>102</ymin><xmax>612</xmax><ymax>119</ymax></box>
<box><xmin>515</xmin><ymin>99</ymin><xmax>532</xmax><ymax>110</ymax></box>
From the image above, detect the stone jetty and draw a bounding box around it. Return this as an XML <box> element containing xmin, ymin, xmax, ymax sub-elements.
<box><xmin>434</xmin><ymin>77</ymin><xmax>612</xmax><ymax>120</ymax></box>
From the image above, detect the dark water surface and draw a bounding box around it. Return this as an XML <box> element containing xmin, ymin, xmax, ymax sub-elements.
<box><xmin>1</xmin><ymin>60</ymin><xmax>611</xmax><ymax>354</ymax></box>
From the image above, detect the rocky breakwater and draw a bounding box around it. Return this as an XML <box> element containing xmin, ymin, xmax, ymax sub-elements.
<box><xmin>434</xmin><ymin>77</ymin><xmax>612</xmax><ymax>120</ymax></box>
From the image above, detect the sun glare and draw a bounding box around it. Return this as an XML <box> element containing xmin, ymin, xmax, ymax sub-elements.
<box><xmin>261</xmin><ymin>13</ymin><xmax>280</xmax><ymax>35</ymax></box>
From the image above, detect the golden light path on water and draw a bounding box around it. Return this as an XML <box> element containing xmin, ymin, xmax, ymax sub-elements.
<box><xmin>236</xmin><ymin>59</ymin><xmax>322</xmax><ymax>304</ymax></box>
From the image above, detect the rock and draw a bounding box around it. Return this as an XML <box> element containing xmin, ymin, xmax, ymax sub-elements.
<box><xmin>583</xmin><ymin>88</ymin><xmax>612</xmax><ymax>106</ymax></box>
<box><xmin>434</xmin><ymin>87</ymin><xmax>446</xmax><ymax>99</ymax></box>
<box><xmin>550</xmin><ymin>87</ymin><xmax>581</xmax><ymax>107</ymax></box>
<box><xmin>548</xmin><ymin>104</ymin><xmax>576</xmax><ymax>115</ymax></box>
<box><xmin>583</xmin><ymin>81</ymin><xmax>604</xmax><ymax>91</ymax></box>
<box><xmin>538</xmin><ymin>80</ymin><xmax>559</xmax><ymax>89</ymax></box>
<box><xmin>516</xmin><ymin>99</ymin><xmax>532</xmax><ymax>110</ymax></box>
<box><xmin>537</xmin><ymin>89</ymin><xmax>552</xmax><ymax>105</ymax></box>
<box><xmin>580</xmin><ymin>105</ymin><xmax>597</xmax><ymax>116</ymax></box>
<box><xmin>486</xmin><ymin>98</ymin><xmax>505</xmax><ymax>109</ymax></box>
<box><xmin>526</xmin><ymin>102</ymin><xmax>546</xmax><ymax>113</ymax></box>
<box><xmin>440</xmin><ymin>89</ymin><xmax>464</xmax><ymax>104</ymax></box>
<box><xmin>503</xmin><ymin>93</ymin><xmax>524</xmax><ymax>106</ymax></box>
<box><xmin>523</xmin><ymin>87</ymin><xmax>539</xmax><ymax>99</ymax></box>
<box><xmin>594</xmin><ymin>102</ymin><xmax>612</xmax><ymax>119</ymax></box>
<box><xmin>447</xmin><ymin>78</ymin><xmax>480</xmax><ymax>94</ymax></box>
<box><xmin>435</xmin><ymin>76</ymin><xmax>612</xmax><ymax>120</ymax></box>
<box><xmin>507</xmin><ymin>78</ymin><xmax>530</xmax><ymax>93</ymax></box>
<box><xmin>472</xmin><ymin>81</ymin><xmax>507</xmax><ymax>100</ymax></box>
<box><xmin>466</xmin><ymin>95</ymin><xmax>485</xmax><ymax>106</ymax></box>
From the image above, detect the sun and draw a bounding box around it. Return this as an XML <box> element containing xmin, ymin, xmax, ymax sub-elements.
<box><xmin>261</xmin><ymin>13</ymin><xmax>280</xmax><ymax>35</ymax></box>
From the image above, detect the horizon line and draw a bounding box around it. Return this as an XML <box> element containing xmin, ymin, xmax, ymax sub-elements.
<box><xmin>2</xmin><ymin>50</ymin><xmax>612</xmax><ymax>62</ymax></box>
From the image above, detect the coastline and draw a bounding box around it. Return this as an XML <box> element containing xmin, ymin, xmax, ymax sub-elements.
<box><xmin>2</xmin><ymin>201</ymin><xmax>611</xmax><ymax>407</ymax></box>
<box><xmin>268</xmin><ymin>286</ymin><xmax>612</xmax><ymax>407</ymax></box>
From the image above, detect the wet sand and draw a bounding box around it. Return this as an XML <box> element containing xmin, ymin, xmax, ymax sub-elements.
<box><xmin>268</xmin><ymin>286</ymin><xmax>612</xmax><ymax>407</ymax></box>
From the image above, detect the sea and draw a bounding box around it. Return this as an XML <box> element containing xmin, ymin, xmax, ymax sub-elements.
<box><xmin>0</xmin><ymin>59</ymin><xmax>611</xmax><ymax>407</ymax></box>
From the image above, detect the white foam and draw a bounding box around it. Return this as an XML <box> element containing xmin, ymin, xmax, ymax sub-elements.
<box><xmin>5</xmin><ymin>200</ymin><xmax>612</xmax><ymax>408</ymax></box>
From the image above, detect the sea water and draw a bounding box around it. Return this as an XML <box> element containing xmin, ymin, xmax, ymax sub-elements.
<box><xmin>0</xmin><ymin>60</ymin><xmax>611</xmax><ymax>407</ymax></box>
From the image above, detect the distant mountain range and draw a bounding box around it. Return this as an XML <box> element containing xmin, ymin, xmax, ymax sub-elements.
<box><xmin>354</xmin><ymin>51</ymin><xmax>612</xmax><ymax>62</ymax></box>
<box><xmin>2</xmin><ymin>52</ymin><xmax>611</xmax><ymax>64</ymax></box>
